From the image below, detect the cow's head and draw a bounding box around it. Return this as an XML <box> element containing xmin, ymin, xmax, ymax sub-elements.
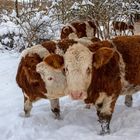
<box><xmin>61</xmin><ymin>25</ymin><xmax>78</xmax><ymax>39</ymax></box>
<box><xmin>36</xmin><ymin>54</ymin><xmax>67</xmax><ymax>99</ymax></box>
<box><xmin>64</xmin><ymin>43</ymin><xmax>114</xmax><ymax>100</ymax></box>
<box><xmin>61</xmin><ymin>26</ymin><xmax>73</xmax><ymax>39</ymax></box>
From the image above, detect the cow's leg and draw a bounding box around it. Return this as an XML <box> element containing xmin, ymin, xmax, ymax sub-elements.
<box><xmin>125</xmin><ymin>95</ymin><xmax>133</xmax><ymax>107</ymax></box>
<box><xmin>123</xmin><ymin>30</ymin><xmax>126</xmax><ymax>35</ymax></box>
<box><xmin>120</xmin><ymin>30</ymin><xmax>122</xmax><ymax>36</ymax></box>
<box><xmin>97</xmin><ymin>111</ymin><xmax>111</xmax><ymax>135</ymax></box>
<box><xmin>95</xmin><ymin>93</ymin><xmax>118</xmax><ymax>135</ymax></box>
<box><xmin>50</xmin><ymin>99</ymin><xmax>60</xmax><ymax>119</ymax></box>
<box><xmin>85</xmin><ymin>103</ymin><xmax>91</xmax><ymax>109</ymax></box>
<box><xmin>131</xmin><ymin>30</ymin><xmax>134</xmax><ymax>35</ymax></box>
<box><xmin>114</xmin><ymin>29</ymin><xmax>117</xmax><ymax>36</ymax></box>
<box><xmin>24</xmin><ymin>95</ymin><xmax>32</xmax><ymax>117</ymax></box>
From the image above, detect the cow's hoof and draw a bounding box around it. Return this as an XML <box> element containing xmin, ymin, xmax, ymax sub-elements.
<box><xmin>85</xmin><ymin>104</ymin><xmax>91</xmax><ymax>109</ymax></box>
<box><xmin>54</xmin><ymin>113</ymin><xmax>62</xmax><ymax>120</ymax></box>
<box><xmin>19</xmin><ymin>112</ymin><xmax>30</xmax><ymax>118</ymax></box>
<box><xmin>125</xmin><ymin>95</ymin><xmax>133</xmax><ymax>107</ymax></box>
<box><xmin>125</xmin><ymin>101</ymin><xmax>132</xmax><ymax>107</ymax></box>
<box><xmin>99</xmin><ymin>130</ymin><xmax>110</xmax><ymax>135</ymax></box>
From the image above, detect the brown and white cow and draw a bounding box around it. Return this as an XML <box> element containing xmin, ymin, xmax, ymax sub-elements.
<box><xmin>16</xmin><ymin>37</ymin><xmax>100</xmax><ymax>118</ymax></box>
<box><xmin>61</xmin><ymin>20</ymin><xmax>98</xmax><ymax>39</ymax></box>
<box><xmin>64</xmin><ymin>35</ymin><xmax>140</xmax><ymax>134</ymax></box>
<box><xmin>16</xmin><ymin>45</ymin><xmax>66</xmax><ymax>118</ymax></box>
<box><xmin>112</xmin><ymin>21</ymin><xmax>134</xmax><ymax>36</ymax></box>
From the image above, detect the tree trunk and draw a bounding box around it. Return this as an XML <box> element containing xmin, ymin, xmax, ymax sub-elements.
<box><xmin>15</xmin><ymin>0</ymin><xmax>19</xmax><ymax>18</ymax></box>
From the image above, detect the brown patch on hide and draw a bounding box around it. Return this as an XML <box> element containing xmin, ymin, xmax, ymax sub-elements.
<box><xmin>71</xmin><ymin>21</ymin><xmax>87</xmax><ymax>38</ymax></box>
<box><xmin>88</xmin><ymin>40</ymin><xmax>113</xmax><ymax>52</ymax></box>
<box><xmin>44</xmin><ymin>54</ymin><xmax>64</xmax><ymax>69</ymax></box>
<box><xmin>90</xmin><ymin>37</ymin><xmax>100</xmax><ymax>43</ymax></box>
<box><xmin>58</xmin><ymin>39</ymin><xmax>78</xmax><ymax>53</ymax></box>
<box><xmin>16</xmin><ymin>53</ymin><xmax>47</xmax><ymax>101</ymax></box>
<box><xmin>112</xmin><ymin>35</ymin><xmax>140</xmax><ymax>85</ymax></box>
<box><xmin>41</xmin><ymin>41</ymin><xmax>56</xmax><ymax>53</ymax></box>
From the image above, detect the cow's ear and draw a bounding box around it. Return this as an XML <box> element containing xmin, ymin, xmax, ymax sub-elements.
<box><xmin>93</xmin><ymin>47</ymin><xmax>115</xmax><ymax>69</ymax></box>
<box><xmin>63</xmin><ymin>27</ymin><xmax>69</xmax><ymax>33</ymax></box>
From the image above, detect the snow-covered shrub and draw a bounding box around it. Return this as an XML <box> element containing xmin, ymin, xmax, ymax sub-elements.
<box><xmin>0</xmin><ymin>11</ymin><xmax>25</xmax><ymax>51</ymax></box>
<box><xmin>16</xmin><ymin>8</ymin><xmax>62</xmax><ymax>48</ymax></box>
<box><xmin>0</xmin><ymin>8</ymin><xmax>62</xmax><ymax>51</ymax></box>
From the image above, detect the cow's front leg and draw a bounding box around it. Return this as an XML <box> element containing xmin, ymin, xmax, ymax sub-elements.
<box><xmin>97</xmin><ymin>111</ymin><xmax>111</xmax><ymax>135</ymax></box>
<box><xmin>50</xmin><ymin>99</ymin><xmax>60</xmax><ymax>119</ymax></box>
<box><xmin>125</xmin><ymin>95</ymin><xmax>133</xmax><ymax>107</ymax></box>
<box><xmin>85</xmin><ymin>103</ymin><xmax>92</xmax><ymax>109</ymax></box>
<box><xmin>95</xmin><ymin>93</ymin><xmax>118</xmax><ymax>135</ymax></box>
<box><xmin>24</xmin><ymin>95</ymin><xmax>32</xmax><ymax>117</ymax></box>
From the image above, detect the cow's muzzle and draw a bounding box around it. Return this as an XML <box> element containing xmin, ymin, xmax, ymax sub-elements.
<box><xmin>70</xmin><ymin>91</ymin><xmax>87</xmax><ymax>100</ymax></box>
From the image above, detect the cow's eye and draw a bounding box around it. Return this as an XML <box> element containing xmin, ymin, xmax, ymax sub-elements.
<box><xmin>64</xmin><ymin>67</ymin><xmax>68</xmax><ymax>74</ymax></box>
<box><xmin>48</xmin><ymin>77</ymin><xmax>53</xmax><ymax>81</ymax></box>
<box><xmin>62</xmin><ymin>68</ymin><xmax>66</xmax><ymax>75</ymax></box>
<box><xmin>86</xmin><ymin>67</ymin><xmax>91</xmax><ymax>75</ymax></box>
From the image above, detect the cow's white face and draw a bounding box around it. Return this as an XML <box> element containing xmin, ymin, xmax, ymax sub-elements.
<box><xmin>36</xmin><ymin>62</ymin><xmax>67</xmax><ymax>99</ymax></box>
<box><xmin>64</xmin><ymin>43</ymin><xmax>115</xmax><ymax>100</ymax></box>
<box><xmin>64</xmin><ymin>43</ymin><xmax>93</xmax><ymax>100</ymax></box>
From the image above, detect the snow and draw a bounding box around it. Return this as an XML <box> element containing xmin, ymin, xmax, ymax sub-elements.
<box><xmin>70</xmin><ymin>2</ymin><xmax>80</xmax><ymax>10</ymax></box>
<box><xmin>0</xmin><ymin>22</ymin><xmax>20</xmax><ymax>36</ymax></box>
<box><xmin>81</xmin><ymin>0</ymin><xmax>95</xmax><ymax>6</ymax></box>
<box><xmin>0</xmin><ymin>51</ymin><xmax>140</xmax><ymax>140</ymax></box>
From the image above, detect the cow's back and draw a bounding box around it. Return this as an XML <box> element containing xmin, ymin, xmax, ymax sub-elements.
<box><xmin>113</xmin><ymin>35</ymin><xmax>140</xmax><ymax>85</ymax></box>
<box><xmin>112</xmin><ymin>21</ymin><xmax>128</xmax><ymax>30</ymax></box>
<box><xmin>16</xmin><ymin>54</ymin><xmax>47</xmax><ymax>101</ymax></box>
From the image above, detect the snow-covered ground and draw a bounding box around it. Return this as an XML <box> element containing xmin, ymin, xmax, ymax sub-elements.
<box><xmin>0</xmin><ymin>51</ymin><xmax>140</xmax><ymax>140</ymax></box>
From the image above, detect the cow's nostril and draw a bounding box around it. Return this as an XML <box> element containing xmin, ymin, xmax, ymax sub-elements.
<box><xmin>70</xmin><ymin>93</ymin><xmax>74</xmax><ymax>98</ymax></box>
<box><xmin>79</xmin><ymin>92</ymin><xmax>83</xmax><ymax>98</ymax></box>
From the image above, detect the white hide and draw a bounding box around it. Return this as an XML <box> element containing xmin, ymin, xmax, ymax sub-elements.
<box><xmin>74</xmin><ymin>37</ymin><xmax>94</xmax><ymax>47</ymax></box>
<box><xmin>21</xmin><ymin>44</ymin><xmax>49</xmax><ymax>59</ymax></box>
<box><xmin>55</xmin><ymin>45</ymin><xmax>65</xmax><ymax>56</ymax></box>
<box><xmin>68</xmin><ymin>33</ymin><xmax>78</xmax><ymax>39</ymax></box>
<box><xmin>64</xmin><ymin>43</ymin><xmax>93</xmax><ymax>95</ymax></box>
<box><xmin>85</xmin><ymin>21</ymin><xmax>95</xmax><ymax>37</ymax></box>
<box><xmin>95</xmin><ymin>92</ymin><xmax>114</xmax><ymax>115</ymax></box>
<box><xmin>36</xmin><ymin>62</ymin><xmax>67</xmax><ymax>99</ymax></box>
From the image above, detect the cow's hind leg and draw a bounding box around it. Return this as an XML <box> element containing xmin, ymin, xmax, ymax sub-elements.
<box><xmin>24</xmin><ymin>95</ymin><xmax>32</xmax><ymax>117</ymax></box>
<box><xmin>131</xmin><ymin>30</ymin><xmax>134</xmax><ymax>35</ymax></box>
<box><xmin>50</xmin><ymin>99</ymin><xmax>60</xmax><ymax>119</ymax></box>
<box><xmin>125</xmin><ymin>95</ymin><xmax>133</xmax><ymax>107</ymax></box>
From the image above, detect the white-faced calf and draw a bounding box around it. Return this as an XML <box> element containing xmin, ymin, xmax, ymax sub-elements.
<box><xmin>16</xmin><ymin>45</ymin><xmax>66</xmax><ymax>118</ymax></box>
